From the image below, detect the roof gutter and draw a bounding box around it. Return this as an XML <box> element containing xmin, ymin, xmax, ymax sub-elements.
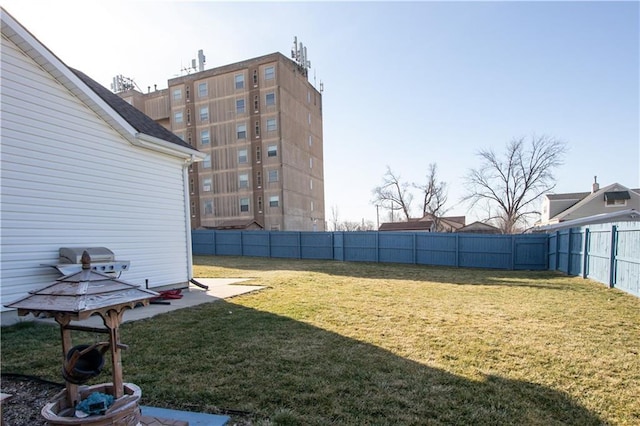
<box><xmin>531</xmin><ymin>209</ymin><xmax>640</xmax><ymax>232</ymax></box>
<box><xmin>133</xmin><ymin>133</ymin><xmax>206</xmax><ymax>161</ymax></box>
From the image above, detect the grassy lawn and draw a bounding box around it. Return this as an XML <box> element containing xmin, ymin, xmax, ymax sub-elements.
<box><xmin>2</xmin><ymin>256</ymin><xmax>639</xmax><ymax>425</ymax></box>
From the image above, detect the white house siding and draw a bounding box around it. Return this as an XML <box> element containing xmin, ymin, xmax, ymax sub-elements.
<box><xmin>1</xmin><ymin>35</ymin><xmax>190</xmax><ymax>310</ymax></box>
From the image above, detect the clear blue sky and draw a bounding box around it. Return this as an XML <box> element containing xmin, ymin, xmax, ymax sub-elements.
<box><xmin>4</xmin><ymin>1</ymin><xmax>639</xmax><ymax>225</ymax></box>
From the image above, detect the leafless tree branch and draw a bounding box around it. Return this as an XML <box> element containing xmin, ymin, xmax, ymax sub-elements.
<box><xmin>463</xmin><ymin>135</ymin><xmax>567</xmax><ymax>233</ymax></box>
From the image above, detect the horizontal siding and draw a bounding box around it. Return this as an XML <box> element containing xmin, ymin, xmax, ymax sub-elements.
<box><xmin>1</xmin><ymin>35</ymin><xmax>191</xmax><ymax>310</ymax></box>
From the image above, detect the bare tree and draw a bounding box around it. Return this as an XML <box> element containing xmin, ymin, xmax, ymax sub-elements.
<box><xmin>372</xmin><ymin>166</ymin><xmax>413</xmax><ymax>221</ymax></box>
<box><xmin>463</xmin><ymin>135</ymin><xmax>567</xmax><ymax>234</ymax></box>
<box><xmin>413</xmin><ymin>163</ymin><xmax>449</xmax><ymax>231</ymax></box>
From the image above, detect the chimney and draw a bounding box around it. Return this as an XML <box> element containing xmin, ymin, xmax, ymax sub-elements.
<box><xmin>592</xmin><ymin>176</ymin><xmax>599</xmax><ymax>193</ymax></box>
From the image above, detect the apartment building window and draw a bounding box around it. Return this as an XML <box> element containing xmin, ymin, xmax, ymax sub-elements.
<box><xmin>201</xmin><ymin>129</ymin><xmax>210</xmax><ymax>145</ymax></box>
<box><xmin>266</xmin><ymin>118</ymin><xmax>277</xmax><ymax>132</ymax></box>
<box><xmin>238</xmin><ymin>149</ymin><xmax>248</xmax><ymax>164</ymax></box>
<box><xmin>269</xmin><ymin>195</ymin><xmax>279</xmax><ymax>207</ymax></box>
<box><xmin>265</xmin><ymin>92</ymin><xmax>275</xmax><ymax>106</ymax></box>
<box><xmin>174</xmin><ymin>111</ymin><xmax>183</xmax><ymax>123</ymax></box>
<box><xmin>203</xmin><ymin>178</ymin><xmax>212</xmax><ymax>192</ymax></box>
<box><xmin>173</xmin><ymin>88</ymin><xmax>182</xmax><ymax>100</ymax></box>
<box><xmin>256</xmin><ymin>146</ymin><xmax>262</xmax><ymax>162</ymax></box>
<box><xmin>189</xmin><ymin>178</ymin><xmax>195</xmax><ymax>194</ymax></box>
<box><xmin>236</xmin><ymin>99</ymin><xmax>245</xmax><ymax>114</ymax></box>
<box><xmin>311</xmin><ymin>201</ymin><xmax>314</xmax><ymax>211</ymax></box>
<box><xmin>254</xmin><ymin>95</ymin><xmax>259</xmax><ymax>112</ymax></box>
<box><xmin>308</xmin><ymin>112</ymin><xmax>311</xmax><ymax>124</ymax></box>
<box><xmin>203</xmin><ymin>154</ymin><xmax>211</xmax><ymax>168</ymax></box>
<box><xmin>307</xmin><ymin>91</ymin><xmax>311</xmax><ymax>103</ymax></box>
<box><xmin>267</xmin><ymin>145</ymin><xmax>278</xmax><ymax>157</ymax></box>
<box><xmin>268</xmin><ymin>170</ymin><xmax>279</xmax><ymax>183</ymax></box>
<box><xmin>204</xmin><ymin>200</ymin><xmax>213</xmax><ymax>215</ymax></box>
<box><xmin>185</xmin><ymin>86</ymin><xmax>190</xmax><ymax>100</ymax></box>
<box><xmin>310</xmin><ymin>179</ymin><xmax>313</xmax><ymax>190</ymax></box>
<box><xmin>256</xmin><ymin>171</ymin><xmax>262</xmax><ymax>187</ymax></box>
<box><xmin>200</xmin><ymin>106</ymin><xmax>209</xmax><ymax>122</ymax></box>
<box><xmin>309</xmin><ymin>157</ymin><xmax>313</xmax><ymax>169</ymax></box>
<box><xmin>190</xmin><ymin>201</ymin><xmax>196</xmax><ymax>217</ymax></box>
<box><xmin>240</xmin><ymin>198</ymin><xmax>250</xmax><ymax>212</ymax></box>
<box><xmin>253</xmin><ymin>70</ymin><xmax>258</xmax><ymax>86</ymax></box>
<box><xmin>198</xmin><ymin>82</ymin><xmax>207</xmax><ymax>97</ymax></box>
<box><xmin>255</xmin><ymin>121</ymin><xmax>260</xmax><ymax>138</ymax></box>
<box><xmin>176</xmin><ymin>133</ymin><xmax>185</xmax><ymax>141</ymax></box>
<box><xmin>187</xmin><ymin>132</ymin><xmax>192</xmax><ymax>145</ymax></box>
<box><xmin>239</xmin><ymin>173</ymin><xmax>249</xmax><ymax>189</ymax></box>
<box><xmin>258</xmin><ymin>196</ymin><xmax>263</xmax><ymax>212</ymax></box>
<box><xmin>308</xmin><ymin>135</ymin><xmax>313</xmax><ymax>146</ymax></box>
<box><xmin>237</xmin><ymin>124</ymin><xmax>247</xmax><ymax>139</ymax></box>
<box><xmin>265</xmin><ymin>66</ymin><xmax>275</xmax><ymax>80</ymax></box>
<box><xmin>235</xmin><ymin>74</ymin><xmax>244</xmax><ymax>89</ymax></box>
<box><xmin>186</xmin><ymin>109</ymin><xmax>191</xmax><ymax>124</ymax></box>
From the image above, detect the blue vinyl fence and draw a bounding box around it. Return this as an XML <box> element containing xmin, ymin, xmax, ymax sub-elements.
<box><xmin>549</xmin><ymin>222</ymin><xmax>640</xmax><ymax>297</ymax></box>
<box><xmin>192</xmin><ymin>230</ymin><xmax>549</xmax><ymax>270</ymax></box>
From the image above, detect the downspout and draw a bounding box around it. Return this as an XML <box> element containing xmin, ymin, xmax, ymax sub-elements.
<box><xmin>184</xmin><ymin>155</ymin><xmax>196</xmax><ymax>280</ymax></box>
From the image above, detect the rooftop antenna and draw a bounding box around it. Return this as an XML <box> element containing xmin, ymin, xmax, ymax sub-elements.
<box><xmin>197</xmin><ymin>49</ymin><xmax>206</xmax><ymax>72</ymax></box>
<box><xmin>110</xmin><ymin>74</ymin><xmax>139</xmax><ymax>93</ymax></box>
<box><xmin>291</xmin><ymin>36</ymin><xmax>311</xmax><ymax>78</ymax></box>
<box><xmin>179</xmin><ymin>49</ymin><xmax>206</xmax><ymax>75</ymax></box>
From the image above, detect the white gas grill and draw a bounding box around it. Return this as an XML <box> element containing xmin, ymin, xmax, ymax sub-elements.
<box><xmin>50</xmin><ymin>247</ymin><xmax>130</xmax><ymax>276</ymax></box>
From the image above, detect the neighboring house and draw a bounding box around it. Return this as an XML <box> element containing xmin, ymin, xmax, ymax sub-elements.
<box><xmin>379</xmin><ymin>215</ymin><xmax>465</xmax><ymax>232</ymax></box>
<box><xmin>210</xmin><ymin>219</ymin><xmax>264</xmax><ymax>230</ymax></box>
<box><xmin>535</xmin><ymin>178</ymin><xmax>640</xmax><ymax>228</ymax></box>
<box><xmin>0</xmin><ymin>9</ymin><xmax>205</xmax><ymax>320</ymax></box>
<box><xmin>456</xmin><ymin>221</ymin><xmax>501</xmax><ymax>234</ymax></box>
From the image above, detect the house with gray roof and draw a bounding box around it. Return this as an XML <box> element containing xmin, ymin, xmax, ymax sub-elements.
<box><xmin>534</xmin><ymin>177</ymin><xmax>640</xmax><ymax>230</ymax></box>
<box><xmin>1</xmin><ymin>9</ymin><xmax>205</xmax><ymax>323</ymax></box>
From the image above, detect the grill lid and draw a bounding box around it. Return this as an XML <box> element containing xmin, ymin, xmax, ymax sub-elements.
<box><xmin>60</xmin><ymin>247</ymin><xmax>115</xmax><ymax>264</ymax></box>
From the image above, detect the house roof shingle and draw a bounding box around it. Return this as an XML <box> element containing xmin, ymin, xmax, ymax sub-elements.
<box><xmin>71</xmin><ymin>69</ymin><xmax>193</xmax><ymax>150</ymax></box>
<box><xmin>546</xmin><ymin>192</ymin><xmax>590</xmax><ymax>201</ymax></box>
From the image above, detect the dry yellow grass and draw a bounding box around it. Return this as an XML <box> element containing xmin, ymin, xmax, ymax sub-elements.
<box><xmin>2</xmin><ymin>256</ymin><xmax>638</xmax><ymax>425</ymax></box>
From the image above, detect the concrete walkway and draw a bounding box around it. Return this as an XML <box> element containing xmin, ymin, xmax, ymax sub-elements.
<box><xmin>119</xmin><ymin>278</ymin><xmax>265</xmax><ymax>324</ymax></box>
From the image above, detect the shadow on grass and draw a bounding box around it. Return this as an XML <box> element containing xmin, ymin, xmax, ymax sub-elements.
<box><xmin>194</xmin><ymin>255</ymin><xmax>573</xmax><ymax>290</ymax></box>
<box><xmin>113</xmin><ymin>299</ymin><xmax>603</xmax><ymax>425</ymax></box>
<box><xmin>0</xmin><ymin>299</ymin><xmax>607</xmax><ymax>425</ymax></box>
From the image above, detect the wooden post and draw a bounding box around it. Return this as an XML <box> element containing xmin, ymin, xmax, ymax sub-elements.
<box><xmin>101</xmin><ymin>309</ymin><xmax>125</xmax><ymax>398</ymax></box>
<box><xmin>55</xmin><ymin>315</ymin><xmax>79</xmax><ymax>407</ymax></box>
<box><xmin>582</xmin><ymin>228</ymin><xmax>590</xmax><ymax>279</ymax></box>
<box><xmin>609</xmin><ymin>225</ymin><xmax>618</xmax><ymax>288</ymax></box>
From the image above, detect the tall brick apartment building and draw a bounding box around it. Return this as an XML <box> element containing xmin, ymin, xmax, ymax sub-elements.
<box><xmin>120</xmin><ymin>52</ymin><xmax>324</xmax><ymax>231</ymax></box>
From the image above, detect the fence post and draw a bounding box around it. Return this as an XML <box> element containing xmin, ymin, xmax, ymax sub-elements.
<box><xmin>567</xmin><ymin>228</ymin><xmax>573</xmax><ymax>275</ymax></box>
<box><xmin>413</xmin><ymin>233</ymin><xmax>417</xmax><ymax>264</ymax></box>
<box><xmin>582</xmin><ymin>228</ymin><xmax>589</xmax><ymax>279</ymax></box>
<box><xmin>555</xmin><ymin>230</ymin><xmax>560</xmax><ymax>271</ymax></box>
<box><xmin>609</xmin><ymin>225</ymin><xmax>617</xmax><ymax>288</ymax></box>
